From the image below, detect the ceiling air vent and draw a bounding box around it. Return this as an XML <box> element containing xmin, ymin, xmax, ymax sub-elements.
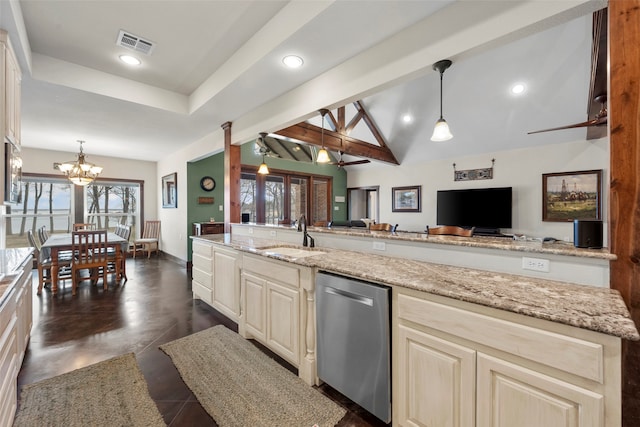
<box><xmin>116</xmin><ymin>30</ymin><xmax>155</xmax><ymax>55</ymax></box>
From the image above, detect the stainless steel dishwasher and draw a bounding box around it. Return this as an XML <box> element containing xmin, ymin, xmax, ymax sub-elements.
<box><xmin>316</xmin><ymin>271</ymin><xmax>391</xmax><ymax>423</ymax></box>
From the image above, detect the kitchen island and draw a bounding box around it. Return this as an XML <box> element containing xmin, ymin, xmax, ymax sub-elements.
<box><xmin>191</xmin><ymin>231</ymin><xmax>637</xmax><ymax>427</ymax></box>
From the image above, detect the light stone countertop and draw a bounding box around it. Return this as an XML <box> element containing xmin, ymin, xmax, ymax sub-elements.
<box><xmin>236</xmin><ymin>223</ymin><xmax>617</xmax><ymax>260</ymax></box>
<box><xmin>193</xmin><ymin>234</ymin><xmax>639</xmax><ymax>341</ymax></box>
<box><xmin>0</xmin><ymin>248</ymin><xmax>34</xmax><ymax>307</ymax></box>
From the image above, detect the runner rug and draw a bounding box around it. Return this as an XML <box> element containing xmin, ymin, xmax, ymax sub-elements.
<box><xmin>160</xmin><ymin>325</ymin><xmax>346</xmax><ymax>427</ymax></box>
<box><xmin>13</xmin><ymin>353</ymin><xmax>165</xmax><ymax>427</ymax></box>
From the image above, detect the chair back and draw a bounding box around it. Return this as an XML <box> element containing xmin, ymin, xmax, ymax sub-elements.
<box><xmin>72</xmin><ymin>230</ymin><xmax>108</xmax><ymax>266</ymax></box>
<box><xmin>37</xmin><ymin>226</ymin><xmax>49</xmax><ymax>245</ymax></box>
<box><xmin>27</xmin><ymin>229</ymin><xmax>41</xmax><ymax>250</ymax></box>
<box><xmin>120</xmin><ymin>225</ymin><xmax>131</xmax><ymax>241</ymax></box>
<box><xmin>141</xmin><ymin>220</ymin><xmax>161</xmax><ymax>239</ymax></box>
<box><xmin>73</xmin><ymin>223</ymin><xmax>97</xmax><ymax>231</ymax></box>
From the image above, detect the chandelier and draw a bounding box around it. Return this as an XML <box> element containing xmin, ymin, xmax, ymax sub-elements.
<box><xmin>56</xmin><ymin>140</ymin><xmax>103</xmax><ymax>186</ymax></box>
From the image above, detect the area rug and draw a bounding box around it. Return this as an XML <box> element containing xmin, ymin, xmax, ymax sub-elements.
<box><xmin>160</xmin><ymin>325</ymin><xmax>346</xmax><ymax>427</ymax></box>
<box><xmin>14</xmin><ymin>353</ymin><xmax>165</xmax><ymax>427</ymax></box>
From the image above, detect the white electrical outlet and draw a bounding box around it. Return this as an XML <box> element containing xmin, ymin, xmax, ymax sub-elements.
<box><xmin>373</xmin><ymin>241</ymin><xmax>386</xmax><ymax>251</ymax></box>
<box><xmin>522</xmin><ymin>257</ymin><xmax>550</xmax><ymax>272</ymax></box>
<box><xmin>219</xmin><ymin>205</ymin><xmax>223</xmax><ymax>211</ymax></box>
<box><xmin>270</xmin><ymin>230</ymin><xmax>276</xmax><ymax>237</ymax></box>
<box><xmin>248</xmin><ymin>228</ymin><xmax>253</xmax><ymax>234</ymax></box>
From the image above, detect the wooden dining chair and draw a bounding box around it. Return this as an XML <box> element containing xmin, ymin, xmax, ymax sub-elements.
<box><xmin>71</xmin><ymin>230</ymin><xmax>109</xmax><ymax>295</ymax></box>
<box><xmin>28</xmin><ymin>229</ymin><xmax>73</xmax><ymax>294</ymax></box>
<box><xmin>107</xmin><ymin>225</ymin><xmax>130</xmax><ymax>282</ymax></box>
<box><xmin>73</xmin><ymin>223</ymin><xmax>97</xmax><ymax>231</ymax></box>
<box><xmin>133</xmin><ymin>220</ymin><xmax>161</xmax><ymax>258</ymax></box>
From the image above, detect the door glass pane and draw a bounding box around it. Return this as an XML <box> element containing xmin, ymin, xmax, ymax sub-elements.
<box><xmin>240</xmin><ymin>172</ymin><xmax>257</xmax><ymax>222</ymax></box>
<box><xmin>313</xmin><ymin>178</ymin><xmax>329</xmax><ymax>223</ymax></box>
<box><xmin>264</xmin><ymin>175</ymin><xmax>284</xmax><ymax>225</ymax></box>
<box><xmin>290</xmin><ymin>177</ymin><xmax>308</xmax><ymax>223</ymax></box>
<box><xmin>5</xmin><ymin>177</ymin><xmax>72</xmax><ymax>248</ymax></box>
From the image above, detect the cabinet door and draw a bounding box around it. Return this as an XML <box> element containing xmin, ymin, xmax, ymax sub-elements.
<box><xmin>4</xmin><ymin>46</ymin><xmax>20</xmax><ymax>146</ymax></box>
<box><xmin>266</xmin><ymin>280</ymin><xmax>299</xmax><ymax>365</ymax></box>
<box><xmin>212</xmin><ymin>249</ymin><xmax>239</xmax><ymax>320</ymax></box>
<box><xmin>477</xmin><ymin>353</ymin><xmax>603</xmax><ymax>427</ymax></box>
<box><xmin>242</xmin><ymin>272</ymin><xmax>266</xmax><ymax>341</ymax></box>
<box><xmin>396</xmin><ymin>325</ymin><xmax>476</xmax><ymax>427</ymax></box>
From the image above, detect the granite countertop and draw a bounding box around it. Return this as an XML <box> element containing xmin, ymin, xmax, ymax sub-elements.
<box><xmin>236</xmin><ymin>223</ymin><xmax>616</xmax><ymax>261</ymax></box>
<box><xmin>193</xmin><ymin>234</ymin><xmax>639</xmax><ymax>341</ymax></box>
<box><xmin>0</xmin><ymin>248</ymin><xmax>34</xmax><ymax>306</ymax></box>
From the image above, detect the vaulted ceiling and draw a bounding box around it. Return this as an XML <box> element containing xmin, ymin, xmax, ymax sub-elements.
<box><xmin>0</xmin><ymin>0</ymin><xmax>607</xmax><ymax>165</ymax></box>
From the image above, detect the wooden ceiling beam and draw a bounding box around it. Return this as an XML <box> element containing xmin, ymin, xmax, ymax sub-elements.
<box><xmin>275</xmin><ymin>101</ymin><xmax>399</xmax><ymax>165</ymax></box>
<box><xmin>276</xmin><ymin>121</ymin><xmax>399</xmax><ymax>164</ymax></box>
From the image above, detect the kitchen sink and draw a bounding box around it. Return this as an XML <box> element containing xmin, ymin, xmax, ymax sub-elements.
<box><xmin>262</xmin><ymin>246</ymin><xmax>326</xmax><ymax>258</ymax></box>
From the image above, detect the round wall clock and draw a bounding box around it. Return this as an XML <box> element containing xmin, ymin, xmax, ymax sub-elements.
<box><xmin>200</xmin><ymin>176</ymin><xmax>216</xmax><ymax>191</ymax></box>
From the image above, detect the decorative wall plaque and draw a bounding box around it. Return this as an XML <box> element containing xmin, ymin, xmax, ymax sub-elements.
<box><xmin>198</xmin><ymin>197</ymin><xmax>214</xmax><ymax>204</ymax></box>
<box><xmin>453</xmin><ymin>159</ymin><xmax>495</xmax><ymax>181</ymax></box>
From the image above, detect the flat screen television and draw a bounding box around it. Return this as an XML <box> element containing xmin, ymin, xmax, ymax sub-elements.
<box><xmin>436</xmin><ymin>187</ymin><xmax>512</xmax><ymax>233</ymax></box>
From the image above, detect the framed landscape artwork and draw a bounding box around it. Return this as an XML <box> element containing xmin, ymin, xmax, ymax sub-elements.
<box><xmin>162</xmin><ymin>172</ymin><xmax>177</xmax><ymax>208</ymax></box>
<box><xmin>542</xmin><ymin>170</ymin><xmax>602</xmax><ymax>222</ymax></box>
<box><xmin>392</xmin><ymin>186</ymin><xmax>421</xmax><ymax>212</ymax></box>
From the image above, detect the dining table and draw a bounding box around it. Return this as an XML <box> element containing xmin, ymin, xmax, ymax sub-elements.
<box><xmin>40</xmin><ymin>232</ymin><xmax>129</xmax><ymax>294</ymax></box>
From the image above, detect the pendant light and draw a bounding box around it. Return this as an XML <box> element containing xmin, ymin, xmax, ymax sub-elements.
<box><xmin>430</xmin><ymin>59</ymin><xmax>453</xmax><ymax>142</ymax></box>
<box><xmin>257</xmin><ymin>132</ymin><xmax>270</xmax><ymax>175</ymax></box>
<box><xmin>56</xmin><ymin>140</ymin><xmax>103</xmax><ymax>186</ymax></box>
<box><xmin>316</xmin><ymin>109</ymin><xmax>331</xmax><ymax>163</ymax></box>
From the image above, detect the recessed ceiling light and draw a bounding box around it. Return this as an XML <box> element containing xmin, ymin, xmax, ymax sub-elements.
<box><xmin>511</xmin><ymin>83</ymin><xmax>525</xmax><ymax>94</ymax></box>
<box><xmin>282</xmin><ymin>55</ymin><xmax>303</xmax><ymax>69</ymax></box>
<box><xmin>119</xmin><ymin>54</ymin><xmax>141</xmax><ymax>66</ymax></box>
<box><xmin>402</xmin><ymin>114</ymin><xmax>413</xmax><ymax>123</ymax></box>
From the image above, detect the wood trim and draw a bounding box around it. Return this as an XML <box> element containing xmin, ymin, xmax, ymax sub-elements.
<box><xmin>223</xmin><ymin>121</ymin><xmax>240</xmax><ymax>233</ymax></box>
<box><xmin>608</xmin><ymin>1</ymin><xmax>640</xmax><ymax>425</ymax></box>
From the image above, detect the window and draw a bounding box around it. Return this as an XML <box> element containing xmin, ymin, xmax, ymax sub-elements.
<box><xmin>240</xmin><ymin>167</ymin><xmax>331</xmax><ymax>225</ymax></box>
<box><xmin>86</xmin><ymin>182</ymin><xmax>140</xmax><ymax>236</ymax></box>
<box><xmin>5</xmin><ymin>174</ymin><xmax>143</xmax><ymax>248</ymax></box>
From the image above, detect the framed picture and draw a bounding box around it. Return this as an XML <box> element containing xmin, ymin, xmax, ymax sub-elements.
<box><xmin>162</xmin><ymin>172</ymin><xmax>177</xmax><ymax>208</ymax></box>
<box><xmin>542</xmin><ymin>169</ymin><xmax>602</xmax><ymax>222</ymax></box>
<box><xmin>392</xmin><ymin>185</ymin><xmax>421</xmax><ymax>212</ymax></box>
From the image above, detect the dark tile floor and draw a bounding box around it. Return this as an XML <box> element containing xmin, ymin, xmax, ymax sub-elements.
<box><xmin>18</xmin><ymin>255</ymin><xmax>389</xmax><ymax>426</ymax></box>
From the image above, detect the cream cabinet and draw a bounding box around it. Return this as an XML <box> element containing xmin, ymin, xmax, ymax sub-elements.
<box><xmin>191</xmin><ymin>239</ymin><xmax>240</xmax><ymax>321</ymax></box>
<box><xmin>0</xmin><ymin>251</ymin><xmax>32</xmax><ymax>426</ymax></box>
<box><xmin>1</xmin><ymin>29</ymin><xmax>21</xmax><ymax>147</ymax></box>
<box><xmin>395</xmin><ymin>288</ymin><xmax>620</xmax><ymax>427</ymax></box>
<box><xmin>240</xmin><ymin>253</ymin><xmax>316</xmax><ymax>385</ymax></box>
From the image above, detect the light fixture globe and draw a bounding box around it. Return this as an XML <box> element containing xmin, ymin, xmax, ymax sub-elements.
<box><xmin>56</xmin><ymin>141</ymin><xmax>103</xmax><ymax>186</ymax></box>
<box><xmin>257</xmin><ymin>132</ymin><xmax>270</xmax><ymax>175</ymax></box>
<box><xmin>431</xmin><ymin>118</ymin><xmax>453</xmax><ymax>141</ymax></box>
<box><xmin>431</xmin><ymin>59</ymin><xmax>454</xmax><ymax>142</ymax></box>
<box><xmin>316</xmin><ymin>109</ymin><xmax>331</xmax><ymax>163</ymax></box>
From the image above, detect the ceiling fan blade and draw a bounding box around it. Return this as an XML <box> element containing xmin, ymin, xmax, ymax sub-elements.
<box><xmin>527</xmin><ymin>116</ymin><xmax>606</xmax><ymax>135</ymax></box>
<box><xmin>342</xmin><ymin>159</ymin><xmax>371</xmax><ymax>166</ymax></box>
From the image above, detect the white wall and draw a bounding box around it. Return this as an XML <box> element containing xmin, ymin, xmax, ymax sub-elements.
<box><xmin>347</xmin><ymin>138</ymin><xmax>609</xmax><ymax>242</ymax></box>
<box><xmin>20</xmin><ymin>146</ymin><xmax>158</xmax><ymax>232</ymax></box>
<box><xmin>156</xmin><ymin>128</ymin><xmax>225</xmax><ymax>261</ymax></box>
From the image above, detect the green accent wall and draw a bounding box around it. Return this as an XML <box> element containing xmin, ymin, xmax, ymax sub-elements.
<box><xmin>186</xmin><ymin>140</ymin><xmax>348</xmax><ymax>260</ymax></box>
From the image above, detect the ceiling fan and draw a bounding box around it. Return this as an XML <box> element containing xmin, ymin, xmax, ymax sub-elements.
<box><xmin>528</xmin><ymin>95</ymin><xmax>607</xmax><ymax>135</ymax></box>
<box><xmin>331</xmin><ymin>151</ymin><xmax>371</xmax><ymax>168</ymax></box>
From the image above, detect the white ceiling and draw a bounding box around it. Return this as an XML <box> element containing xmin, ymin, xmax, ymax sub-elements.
<box><xmin>0</xmin><ymin>0</ymin><xmax>606</xmax><ymax>164</ymax></box>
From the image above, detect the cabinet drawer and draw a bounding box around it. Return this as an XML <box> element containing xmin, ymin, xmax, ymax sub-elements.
<box><xmin>0</xmin><ymin>290</ymin><xmax>16</xmax><ymax>333</ymax></box>
<box><xmin>398</xmin><ymin>293</ymin><xmax>603</xmax><ymax>383</ymax></box>
<box><xmin>192</xmin><ymin>280</ymin><xmax>212</xmax><ymax>304</ymax></box>
<box><xmin>192</xmin><ymin>240</ymin><xmax>213</xmax><ymax>257</ymax></box>
<box><xmin>192</xmin><ymin>268</ymin><xmax>212</xmax><ymax>289</ymax></box>
<box><xmin>243</xmin><ymin>255</ymin><xmax>299</xmax><ymax>288</ymax></box>
<box><xmin>193</xmin><ymin>253</ymin><xmax>212</xmax><ymax>270</ymax></box>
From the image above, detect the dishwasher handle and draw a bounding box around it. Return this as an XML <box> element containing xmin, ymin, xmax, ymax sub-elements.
<box><xmin>324</xmin><ymin>286</ymin><xmax>374</xmax><ymax>306</ymax></box>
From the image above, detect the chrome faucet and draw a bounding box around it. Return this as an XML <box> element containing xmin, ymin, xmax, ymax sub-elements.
<box><xmin>297</xmin><ymin>215</ymin><xmax>314</xmax><ymax>247</ymax></box>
